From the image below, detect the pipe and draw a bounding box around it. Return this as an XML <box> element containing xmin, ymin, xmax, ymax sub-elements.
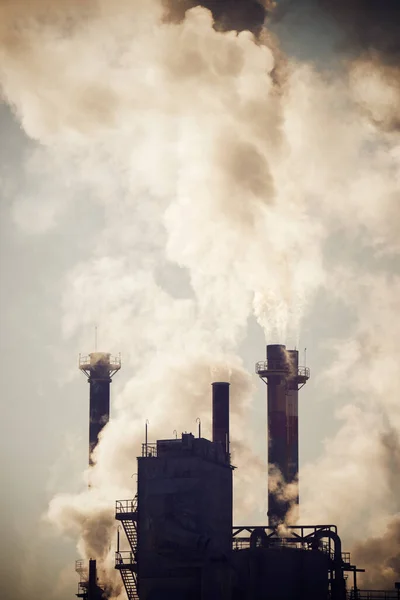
<box><xmin>88</xmin><ymin>559</ymin><xmax>97</xmax><ymax>600</ymax></box>
<box><xmin>212</xmin><ymin>382</ymin><xmax>230</xmax><ymax>458</ymax></box>
<box><xmin>312</xmin><ymin>530</ymin><xmax>346</xmax><ymax>600</ymax></box>
<box><xmin>286</xmin><ymin>349</ymin><xmax>299</xmax><ymax>505</ymax></box>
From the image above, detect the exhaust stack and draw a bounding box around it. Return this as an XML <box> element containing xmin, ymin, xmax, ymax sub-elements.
<box><xmin>256</xmin><ymin>345</ymin><xmax>309</xmax><ymax>527</ymax></box>
<box><xmin>79</xmin><ymin>352</ymin><xmax>121</xmax><ymax>467</ymax></box>
<box><xmin>212</xmin><ymin>382</ymin><xmax>230</xmax><ymax>458</ymax></box>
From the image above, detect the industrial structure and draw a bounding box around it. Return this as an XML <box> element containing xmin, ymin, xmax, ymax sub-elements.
<box><xmin>72</xmin><ymin>344</ymin><xmax>399</xmax><ymax>600</ymax></box>
<box><xmin>256</xmin><ymin>344</ymin><xmax>309</xmax><ymax>526</ymax></box>
<box><xmin>76</xmin><ymin>559</ymin><xmax>108</xmax><ymax>600</ymax></box>
<box><xmin>79</xmin><ymin>352</ymin><xmax>121</xmax><ymax>467</ymax></box>
<box><xmin>75</xmin><ymin>350</ymin><xmax>121</xmax><ymax>599</ymax></box>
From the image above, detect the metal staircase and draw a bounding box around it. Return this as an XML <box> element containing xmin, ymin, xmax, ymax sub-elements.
<box><xmin>115</xmin><ymin>497</ymin><xmax>139</xmax><ymax>600</ymax></box>
<box><xmin>120</xmin><ymin>516</ymin><xmax>137</xmax><ymax>552</ymax></box>
<box><xmin>115</xmin><ymin>551</ymin><xmax>139</xmax><ymax>600</ymax></box>
<box><xmin>75</xmin><ymin>560</ymin><xmax>89</xmax><ymax>599</ymax></box>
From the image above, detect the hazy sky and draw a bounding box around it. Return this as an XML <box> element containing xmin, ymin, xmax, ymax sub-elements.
<box><xmin>1</xmin><ymin>1</ymin><xmax>400</xmax><ymax>598</ymax></box>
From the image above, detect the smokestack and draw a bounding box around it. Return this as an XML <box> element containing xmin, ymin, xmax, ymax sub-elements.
<box><xmin>79</xmin><ymin>352</ymin><xmax>121</xmax><ymax>467</ymax></box>
<box><xmin>256</xmin><ymin>345</ymin><xmax>309</xmax><ymax>527</ymax></box>
<box><xmin>88</xmin><ymin>559</ymin><xmax>97</xmax><ymax>600</ymax></box>
<box><xmin>212</xmin><ymin>382</ymin><xmax>230</xmax><ymax>458</ymax></box>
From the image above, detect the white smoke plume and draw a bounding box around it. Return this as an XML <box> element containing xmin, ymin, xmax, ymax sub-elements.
<box><xmin>268</xmin><ymin>464</ymin><xmax>299</xmax><ymax>525</ymax></box>
<box><xmin>1</xmin><ymin>0</ymin><xmax>399</xmax><ymax>594</ymax></box>
<box><xmin>352</xmin><ymin>516</ymin><xmax>400</xmax><ymax>588</ymax></box>
<box><xmin>299</xmin><ymin>272</ymin><xmax>400</xmax><ymax>584</ymax></box>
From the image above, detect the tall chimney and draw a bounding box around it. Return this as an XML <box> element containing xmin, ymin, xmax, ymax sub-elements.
<box><xmin>256</xmin><ymin>345</ymin><xmax>309</xmax><ymax>527</ymax></box>
<box><xmin>88</xmin><ymin>559</ymin><xmax>97</xmax><ymax>600</ymax></box>
<box><xmin>212</xmin><ymin>382</ymin><xmax>230</xmax><ymax>458</ymax></box>
<box><xmin>79</xmin><ymin>352</ymin><xmax>121</xmax><ymax>467</ymax></box>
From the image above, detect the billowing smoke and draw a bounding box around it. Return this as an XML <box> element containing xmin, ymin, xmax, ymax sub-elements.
<box><xmin>268</xmin><ymin>464</ymin><xmax>299</xmax><ymax>523</ymax></box>
<box><xmin>299</xmin><ymin>273</ymin><xmax>400</xmax><ymax>584</ymax></box>
<box><xmin>1</xmin><ymin>0</ymin><xmax>399</xmax><ymax>595</ymax></box>
<box><xmin>352</xmin><ymin>516</ymin><xmax>400</xmax><ymax>588</ymax></box>
<box><xmin>47</xmin><ymin>491</ymin><xmax>115</xmax><ymax>561</ymax></box>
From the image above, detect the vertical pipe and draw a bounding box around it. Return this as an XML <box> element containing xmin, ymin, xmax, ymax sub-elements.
<box><xmin>212</xmin><ymin>382</ymin><xmax>230</xmax><ymax>457</ymax></box>
<box><xmin>88</xmin><ymin>559</ymin><xmax>97</xmax><ymax>600</ymax></box>
<box><xmin>286</xmin><ymin>349</ymin><xmax>299</xmax><ymax>508</ymax></box>
<box><xmin>353</xmin><ymin>567</ymin><xmax>358</xmax><ymax>599</ymax></box>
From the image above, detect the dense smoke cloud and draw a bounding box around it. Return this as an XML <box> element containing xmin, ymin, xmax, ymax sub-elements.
<box><xmin>299</xmin><ymin>273</ymin><xmax>400</xmax><ymax>584</ymax></box>
<box><xmin>355</xmin><ymin>427</ymin><xmax>400</xmax><ymax>585</ymax></box>
<box><xmin>47</xmin><ymin>492</ymin><xmax>115</xmax><ymax>561</ymax></box>
<box><xmin>352</xmin><ymin>516</ymin><xmax>400</xmax><ymax>588</ymax></box>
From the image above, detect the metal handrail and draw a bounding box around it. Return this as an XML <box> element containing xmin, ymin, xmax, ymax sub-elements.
<box><xmin>115</xmin><ymin>551</ymin><xmax>136</xmax><ymax>567</ymax></box>
<box><xmin>255</xmin><ymin>361</ymin><xmax>310</xmax><ymax>379</ymax></box>
<box><xmin>116</xmin><ymin>498</ymin><xmax>137</xmax><ymax>514</ymax></box>
<box><xmin>342</xmin><ymin>551</ymin><xmax>351</xmax><ymax>564</ymax></box>
<box><xmin>142</xmin><ymin>443</ymin><xmax>157</xmax><ymax>457</ymax></box>
<box><xmin>232</xmin><ymin>530</ymin><xmax>351</xmax><ymax>567</ymax></box>
<box><xmin>232</xmin><ymin>524</ymin><xmax>337</xmax><ymax>538</ymax></box>
<box><xmin>349</xmin><ymin>592</ymin><xmax>400</xmax><ymax>600</ymax></box>
<box><xmin>75</xmin><ymin>559</ymin><xmax>87</xmax><ymax>572</ymax></box>
<box><xmin>79</xmin><ymin>354</ymin><xmax>121</xmax><ymax>366</ymax></box>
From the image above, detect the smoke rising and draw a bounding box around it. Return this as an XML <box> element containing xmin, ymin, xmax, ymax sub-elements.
<box><xmin>299</xmin><ymin>273</ymin><xmax>400</xmax><ymax>584</ymax></box>
<box><xmin>352</xmin><ymin>516</ymin><xmax>400</xmax><ymax>588</ymax></box>
<box><xmin>47</xmin><ymin>492</ymin><xmax>115</xmax><ymax>561</ymax></box>
<box><xmin>1</xmin><ymin>0</ymin><xmax>399</xmax><ymax>594</ymax></box>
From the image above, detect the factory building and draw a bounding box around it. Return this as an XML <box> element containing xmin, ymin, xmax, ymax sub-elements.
<box><xmin>72</xmin><ymin>345</ymin><xmax>399</xmax><ymax>600</ymax></box>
